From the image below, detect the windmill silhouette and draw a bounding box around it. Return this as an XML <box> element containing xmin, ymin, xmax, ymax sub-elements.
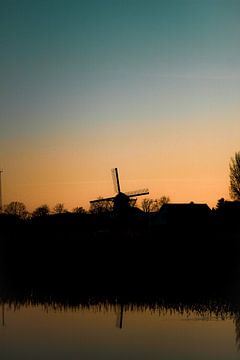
<box><xmin>90</xmin><ymin>168</ymin><xmax>149</xmax><ymax>213</ymax></box>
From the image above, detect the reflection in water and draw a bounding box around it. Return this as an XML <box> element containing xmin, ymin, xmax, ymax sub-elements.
<box><xmin>116</xmin><ymin>304</ymin><xmax>124</xmax><ymax>329</ymax></box>
<box><xmin>1</xmin><ymin>304</ymin><xmax>5</xmax><ymax>327</ymax></box>
<box><xmin>0</xmin><ymin>297</ymin><xmax>240</xmax><ymax>360</ymax></box>
<box><xmin>234</xmin><ymin>314</ymin><xmax>240</xmax><ymax>351</ymax></box>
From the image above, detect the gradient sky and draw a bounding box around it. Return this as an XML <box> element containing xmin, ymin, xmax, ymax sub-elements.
<box><xmin>1</xmin><ymin>0</ymin><xmax>240</xmax><ymax>211</ymax></box>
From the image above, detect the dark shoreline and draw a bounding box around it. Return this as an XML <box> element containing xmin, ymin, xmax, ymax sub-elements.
<box><xmin>1</xmin><ymin>212</ymin><xmax>240</xmax><ymax>304</ymax></box>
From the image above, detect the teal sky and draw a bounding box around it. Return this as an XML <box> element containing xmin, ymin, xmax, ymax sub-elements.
<box><xmin>1</xmin><ymin>0</ymin><xmax>240</xmax><ymax>209</ymax></box>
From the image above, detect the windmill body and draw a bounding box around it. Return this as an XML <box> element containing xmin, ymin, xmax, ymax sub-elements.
<box><xmin>90</xmin><ymin>168</ymin><xmax>149</xmax><ymax>213</ymax></box>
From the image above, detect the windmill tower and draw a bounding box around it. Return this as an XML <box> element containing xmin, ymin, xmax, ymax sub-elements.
<box><xmin>90</xmin><ymin>168</ymin><xmax>149</xmax><ymax>213</ymax></box>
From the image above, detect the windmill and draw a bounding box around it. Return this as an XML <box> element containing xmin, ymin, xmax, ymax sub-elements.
<box><xmin>90</xmin><ymin>168</ymin><xmax>149</xmax><ymax>213</ymax></box>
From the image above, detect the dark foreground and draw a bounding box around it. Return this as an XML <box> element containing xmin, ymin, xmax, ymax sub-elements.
<box><xmin>1</xmin><ymin>214</ymin><xmax>240</xmax><ymax>360</ymax></box>
<box><xmin>0</xmin><ymin>213</ymin><xmax>240</xmax><ymax>303</ymax></box>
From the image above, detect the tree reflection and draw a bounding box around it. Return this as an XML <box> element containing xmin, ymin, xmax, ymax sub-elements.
<box><xmin>234</xmin><ymin>313</ymin><xmax>240</xmax><ymax>351</ymax></box>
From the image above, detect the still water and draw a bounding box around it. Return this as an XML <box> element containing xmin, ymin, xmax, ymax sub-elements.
<box><xmin>0</xmin><ymin>302</ymin><xmax>239</xmax><ymax>360</ymax></box>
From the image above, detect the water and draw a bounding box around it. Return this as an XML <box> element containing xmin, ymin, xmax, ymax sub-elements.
<box><xmin>1</xmin><ymin>225</ymin><xmax>240</xmax><ymax>359</ymax></box>
<box><xmin>0</xmin><ymin>302</ymin><xmax>239</xmax><ymax>360</ymax></box>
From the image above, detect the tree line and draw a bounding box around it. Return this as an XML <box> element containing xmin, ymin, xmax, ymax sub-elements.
<box><xmin>0</xmin><ymin>196</ymin><xmax>170</xmax><ymax>220</ymax></box>
<box><xmin>1</xmin><ymin>202</ymin><xmax>86</xmax><ymax>219</ymax></box>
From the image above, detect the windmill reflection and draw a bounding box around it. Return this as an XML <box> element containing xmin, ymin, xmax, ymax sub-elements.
<box><xmin>116</xmin><ymin>303</ymin><xmax>124</xmax><ymax>329</ymax></box>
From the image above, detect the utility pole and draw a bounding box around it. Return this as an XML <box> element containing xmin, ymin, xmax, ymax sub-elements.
<box><xmin>0</xmin><ymin>169</ymin><xmax>3</xmax><ymax>213</ymax></box>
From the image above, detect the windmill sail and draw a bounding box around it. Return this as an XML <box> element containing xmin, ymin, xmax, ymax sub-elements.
<box><xmin>90</xmin><ymin>196</ymin><xmax>115</xmax><ymax>204</ymax></box>
<box><xmin>111</xmin><ymin>168</ymin><xmax>121</xmax><ymax>194</ymax></box>
<box><xmin>125</xmin><ymin>188</ymin><xmax>149</xmax><ymax>197</ymax></box>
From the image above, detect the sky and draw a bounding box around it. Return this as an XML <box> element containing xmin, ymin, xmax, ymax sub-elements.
<box><xmin>1</xmin><ymin>0</ymin><xmax>240</xmax><ymax>211</ymax></box>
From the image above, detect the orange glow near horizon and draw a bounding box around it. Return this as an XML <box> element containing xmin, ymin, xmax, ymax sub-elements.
<box><xmin>1</xmin><ymin>111</ymin><xmax>237</xmax><ymax>212</ymax></box>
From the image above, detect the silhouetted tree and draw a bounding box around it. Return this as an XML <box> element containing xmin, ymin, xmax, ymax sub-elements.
<box><xmin>230</xmin><ymin>151</ymin><xmax>240</xmax><ymax>200</ymax></box>
<box><xmin>141</xmin><ymin>196</ymin><xmax>170</xmax><ymax>212</ymax></box>
<box><xmin>4</xmin><ymin>201</ymin><xmax>28</xmax><ymax>219</ymax></box>
<box><xmin>72</xmin><ymin>206</ymin><xmax>86</xmax><ymax>214</ymax></box>
<box><xmin>141</xmin><ymin>198</ymin><xmax>154</xmax><ymax>212</ymax></box>
<box><xmin>53</xmin><ymin>203</ymin><xmax>67</xmax><ymax>214</ymax></box>
<box><xmin>89</xmin><ymin>198</ymin><xmax>113</xmax><ymax>214</ymax></box>
<box><xmin>32</xmin><ymin>204</ymin><xmax>50</xmax><ymax>217</ymax></box>
<box><xmin>158</xmin><ymin>196</ymin><xmax>170</xmax><ymax>207</ymax></box>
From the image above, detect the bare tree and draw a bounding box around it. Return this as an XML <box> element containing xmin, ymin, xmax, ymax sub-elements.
<box><xmin>53</xmin><ymin>203</ymin><xmax>67</xmax><ymax>214</ymax></box>
<box><xmin>4</xmin><ymin>201</ymin><xmax>28</xmax><ymax>219</ymax></box>
<box><xmin>32</xmin><ymin>204</ymin><xmax>50</xmax><ymax>217</ymax></box>
<box><xmin>141</xmin><ymin>198</ymin><xmax>154</xmax><ymax>213</ymax></box>
<box><xmin>153</xmin><ymin>196</ymin><xmax>170</xmax><ymax>211</ymax></box>
<box><xmin>141</xmin><ymin>196</ymin><xmax>170</xmax><ymax>212</ymax></box>
<box><xmin>229</xmin><ymin>151</ymin><xmax>240</xmax><ymax>200</ymax></box>
<box><xmin>72</xmin><ymin>206</ymin><xmax>86</xmax><ymax>214</ymax></box>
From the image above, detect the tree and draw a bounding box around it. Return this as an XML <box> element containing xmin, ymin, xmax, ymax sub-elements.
<box><xmin>141</xmin><ymin>198</ymin><xmax>154</xmax><ymax>213</ymax></box>
<box><xmin>72</xmin><ymin>206</ymin><xmax>86</xmax><ymax>214</ymax></box>
<box><xmin>53</xmin><ymin>203</ymin><xmax>67</xmax><ymax>214</ymax></box>
<box><xmin>154</xmin><ymin>196</ymin><xmax>170</xmax><ymax>211</ymax></box>
<box><xmin>141</xmin><ymin>196</ymin><xmax>170</xmax><ymax>212</ymax></box>
<box><xmin>32</xmin><ymin>204</ymin><xmax>50</xmax><ymax>217</ymax></box>
<box><xmin>229</xmin><ymin>151</ymin><xmax>240</xmax><ymax>200</ymax></box>
<box><xmin>4</xmin><ymin>201</ymin><xmax>28</xmax><ymax>219</ymax></box>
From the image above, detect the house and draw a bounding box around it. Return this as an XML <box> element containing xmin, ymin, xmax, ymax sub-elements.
<box><xmin>153</xmin><ymin>202</ymin><xmax>212</xmax><ymax>226</ymax></box>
